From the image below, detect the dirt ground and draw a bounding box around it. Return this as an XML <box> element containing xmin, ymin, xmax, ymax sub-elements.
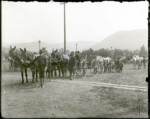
<box><xmin>1</xmin><ymin>63</ymin><xmax>148</xmax><ymax>118</ymax></box>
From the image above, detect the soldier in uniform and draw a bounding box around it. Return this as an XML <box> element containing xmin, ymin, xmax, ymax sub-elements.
<box><xmin>51</xmin><ymin>49</ymin><xmax>57</xmax><ymax>78</ymax></box>
<box><xmin>115</xmin><ymin>57</ymin><xmax>120</xmax><ymax>72</ymax></box>
<box><xmin>68</xmin><ymin>51</ymin><xmax>76</xmax><ymax>80</ymax></box>
<box><xmin>82</xmin><ymin>55</ymin><xmax>88</xmax><ymax>77</ymax></box>
<box><xmin>37</xmin><ymin>49</ymin><xmax>47</xmax><ymax>87</ymax></box>
<box><xmin>46</xmin><ymin>55</ymin><xmax>52</xmax><ymax>81</ymax></box>
<box><xmin>75</xmin><ymin>51</ymin><xmax>80</xmax><ymax>68</ymax></box>
<box><xmin>143</xmin><ymin>56</ymin><xmax>146</xmax><ymax>69</ymax></box>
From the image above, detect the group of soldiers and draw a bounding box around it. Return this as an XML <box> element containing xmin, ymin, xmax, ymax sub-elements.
<box><xmin>37</xmin><ymin>50</ymin><xmax>81</xmax><ymax>87</ymax></box>
<box><xmin>23</xmin><ymin>49</ymin><xmax>126</xmax><ymax>87</ymax></box>
<box><xmin>8</xmin><ymin>46</ymin><xmax>147</xmax><ymax>88</ymax></box>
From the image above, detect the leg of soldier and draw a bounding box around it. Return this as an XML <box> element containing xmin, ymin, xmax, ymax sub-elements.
<box><xmin>32</xmin><ymin>70</ymin><xmax>35</xmax><ymax>83</ymax></box>
<box><xmin>46</xmin><ymin>68</ymin><xmax>48</xmax><ymax>80</ymax></box>
<box><xmin>25</xmin><ymin>68</ymin><xmax>28</xmax><ymax>83</ymax></box>
<box><xmin>42</xmin><ymin>67</ymin><xmax>45</xmax><ymax>83</ymax></box>
<box><xmin>71</xmin><ymin>69</ymin><xmax>73</xmax><ymax>80</ymax></box>
<box><xmin>64</xmin><ymin>66</ymin><xmax>66</xmax><ymax>77</ymax></box>
<box><xmin>83</xmin><ymin>68</ymin><xmax>85</xmax><ymax>78</ymax></box>
<box><xmin>54</xmin><ymin>67</ymin><xmax>57</xmax><ymax>78</ymax></box>
<box><xmin>64</xmin><ymin>67</ymin><xmax>67</xmax><ymax>77</ymax></box>
<box><xmin>42</xmin><ymin>67</ymin><xmax>45</xmax><ymax>87</ymax></box>
<box><xmin>39</xmin><ymin>68</ymin><xmax>42</xmax><ymax>87</ymax></box>
<box><xmin>64</xmin><ymin>66</ymin><xmax>67</xmax><ymax>77</ymax></box>
<box><xmin>48</xmin><ymin>68</ymin><xmax>51</xmax><ymax>81</ymax></box>
<box><xmin>58</xmin><ymin>66</ymin><xmax>61</xmax><ymax>78</ymax></box>
<box><xmin>51</xmin><ymin>68</ymin><xmax>53</xmax><ymax>78</ymax></box>
<box><xmin>83</xmin><ymin>68</ymin><xmax>87</xmax><ymax>78</ymax></box>
<box><xmin>70</xmin><ymin>67</ymin><xmax>73</xmax><ymax>80</ymax></box>
<box><xmin>73</xmin><ymin>67</ymin><xmax>75</xmax><ymax>80</ymax></box>
<box><xmin>21</xmin><ymin>68</ymin><xmax>24</xmax><ymax>84</ymax></box>
<box><xmin>70</xmin><ymin>71</ymin><xmax>72</xmax><ymax>80</ymax></box>
<box><xmin>62</xmin><ymin>67</ymin><xmax>64</xmax><ymax>78</ymax></box>
<box><xmin>46</xmin><ymin>69</ymin><xmax>48</xmax><ymax>78</ymax></box>
<box><xmin>53</xmin><ymin>66</ymin><xmax>55</xmax><ymax>78</ymax></box>
<box><xmin>41</xmin><ymin>70</ymin><xmax>44</xmax><ymax>87</ymax></box>
<box><xmin>50</xmin><ymin>68</ymin><xmax>52</xmax><ymax>81</ymax></box>
<box><xmin>36</xmin><ymin>69</ymin><xmax>38</xmax><ymax>82</ymax></box>
<box><xmin>52</xmin><ymin>68</ymin><xmax>54</xmax><ymax>78</ymax></box>
<box><xmin>68</xmin><ymin>67</ymin><xmax>71</xmax><ymax>79</ymax></box>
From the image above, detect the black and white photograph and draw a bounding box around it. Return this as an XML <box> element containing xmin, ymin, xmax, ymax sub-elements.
<box><xmin>1</xmin><ymin>1</ymin><xmax>149</xmax><ymax>118</ymax></box>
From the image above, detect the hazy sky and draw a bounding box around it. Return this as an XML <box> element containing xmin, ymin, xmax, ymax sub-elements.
<box><xmin>2</xmin><ymin>1</ymin><xmax>148</xmax><ymax>45</ymax></box>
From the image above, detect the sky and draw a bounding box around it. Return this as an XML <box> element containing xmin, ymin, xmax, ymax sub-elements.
<box><xmin>2</xmin><ymin>1</ymin><xmax>148</xmax><ymax>45</ymax></box>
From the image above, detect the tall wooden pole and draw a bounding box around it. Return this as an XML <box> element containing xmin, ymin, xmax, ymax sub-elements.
<box><xmin>76</xmin><ymin>43</ymin><xmax>77</xmax><ymax>52</ymax></box>
<box><xmin>60</xmin><ymin>2</ymin><xmax>67</xmax><ymax>54</ymax></box>
<box><xmin>38</xmin><ymin>40</ymin><xmax>41</xmax><ymax>53</ymax></box>
<box><xmin>64</xmin><ymin>3</ymin><xmax>66</xmax><ymax>54</ymax></box>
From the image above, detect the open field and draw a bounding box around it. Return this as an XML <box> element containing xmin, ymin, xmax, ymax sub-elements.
<box><xmin>1</xmin><ymin>63</ymin><xmax>148</xmax><ymax>118</ymax></box>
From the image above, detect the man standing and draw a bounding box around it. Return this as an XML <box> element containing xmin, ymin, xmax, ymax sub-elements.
<box><xmin>143</xmin><ymin>56</ymin><xmax>146</xmax><ymax>69</ymax></box>
<box><xmin>37</xmin><ymin>50</ymin><xmax>47</xmax><ymax>87</ymax></box>
<box><xmin>82</xmin><ymin>55</ymin><xmax>88</xmax><ymax>78</ymax></box>
<box><xmin>75</xmin><ymin>51</ymin><xmax>80</xmax><ymax>69</ymax></box>
<box><xmin>68</xmin><ymin>51</ymin><xmax>76</xmax><ymax>80</ymax></box>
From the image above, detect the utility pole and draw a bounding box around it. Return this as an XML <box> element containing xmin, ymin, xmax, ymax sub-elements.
<box><xmin>38</xmin><ymin>40</ymin><xmax>41</xmax><ymax>53</ymax></box>
<box><xmin>60</xmin><ymin>2</ymin><xmax>66</xmax><ymax>54</ymax></box>
<box><xmin>111</xmin><ymin>46</ymin><xmax>112</xmax><ymax>58</ymax></box>
<box><xmin>76</xmin><ymin>43</ymin><xmax>77</xmax><ymax>52</ymax></box>
<box><xmin>64</xmin><ymin>3</ymin><xmax>66</xmax><ymax>54</ymax></box>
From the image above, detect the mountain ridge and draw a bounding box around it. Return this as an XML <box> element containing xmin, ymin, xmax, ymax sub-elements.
<box><xmin>2</xmin><ymin>29</ymin><xmax>148</xmax><ymax>52</ymax></box>
<box><xmin>92</xmin><ymin>29</ymin><xmax>148</xmax><ymax>51</ymax></box>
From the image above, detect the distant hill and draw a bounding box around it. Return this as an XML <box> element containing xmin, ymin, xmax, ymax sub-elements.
<box><xmin>92</xmin><ymin>29</ymin><xmax>148</xmax><ymax>51</ymax></box>
<box><xmin>3</xmin><ymin>29</ymin><xmax>147</xmax><ymax>52</ymax></box>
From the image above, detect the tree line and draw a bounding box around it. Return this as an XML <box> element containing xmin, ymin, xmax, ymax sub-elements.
<box><xmin>81</xmin><ymin>45</ymin><xmax>148</xmax><ymax>62</ymax></box>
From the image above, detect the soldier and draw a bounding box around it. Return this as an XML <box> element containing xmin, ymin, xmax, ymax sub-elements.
<box><xmin>143</xmin><ymin>56</ymin><xmax>146</xmax><ymax>69</ymax></box>
<box><xmin>68</xmin><ymin>51</ymin><xmax>76</xmax><ymax>80</ymax></box>
<box><xmin>75</xmin><ymin>51</ymin><xmax>80</xmax><ymax>69</ymax></box>
<box><xmin>115</xmin><ymin>57</ymin><xmax>120</xmax><ymax>72</ymax></box>
<box><xmin>37</xmin><ymin>49</ymin><xmax>48</xmax><ymax>87</ymax></box>
<box><xmin>51</xmin><ymin>49</ymin><xmax>57</xmax><ymax>78</ymax></box>
<box><xmin>47</xmin><ymin>55</ymin><xmax>52</xmax><ymax>81</ymax></box>
<box><xmin>82</xmin><ymin>55</ymin><xmax>88</xmax><ymax>77</ymax></box>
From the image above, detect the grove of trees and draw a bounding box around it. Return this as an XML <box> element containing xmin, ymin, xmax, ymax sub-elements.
<box><xmin>81</xmin><ymin>45</ymin><xmax>148</xmax><ymax>62</ymax></box>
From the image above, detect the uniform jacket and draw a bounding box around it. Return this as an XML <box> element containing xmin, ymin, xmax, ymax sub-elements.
<box><xmin>37</xmin><ymin>55</ymin><xmax>47</xmax><ymax>68</ymax></box>
<box><xmin>69</xmin><ymin>56</ymin><xmax>76</xmax><ymax>67</ymax></box>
